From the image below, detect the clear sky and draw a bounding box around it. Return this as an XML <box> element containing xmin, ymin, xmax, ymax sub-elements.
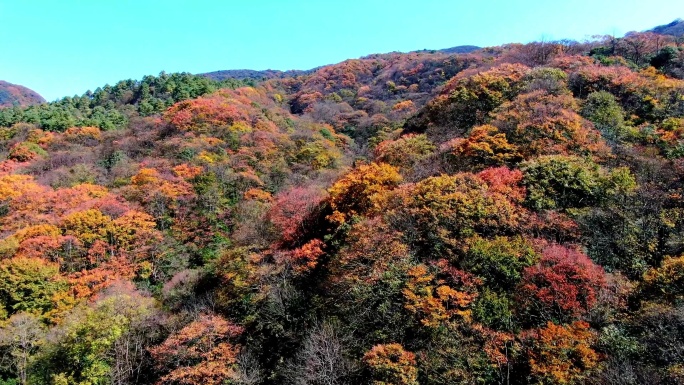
<box><xmin>1</xmin><ymin>0</ymin><xmax>683</xmax><ymax>101</ymax></box>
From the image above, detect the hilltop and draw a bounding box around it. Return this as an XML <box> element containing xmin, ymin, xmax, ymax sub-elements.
<box><xmin>650</xmin><ymin>18</ymin><xmax>684</xmax><ymax>36</ymax></box>
<box><xmin>201</xmin><ymin>46</ymin><xmax>481</xmax><ymax>83</ymax></box>
<box><xmin>201</xmin><ymin>68</ymin><xmax>312</xmax><ymax>82</ymax></box>
<box><xmin>423</xmin><ymin>44</ymin><xmax>481</xmax><ymax>54</ymax></box>
<box><xmin>0</xmin><ymin>80</ymin><xmax>45</xmax><ymax>108</ymax></box>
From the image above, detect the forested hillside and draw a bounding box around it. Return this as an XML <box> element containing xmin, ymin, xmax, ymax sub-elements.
<box><xmin>1</xmin><ymin>26</ymin><xmax>684</xmax><ymax>385</ymax></box>
<box><xmin>651</xmin><ymin>19</ymin><xmax>684</xmax><ymax>36</ymax></box>
<box><xmin>0</xmin><ymin>81</ymin><xmax>45</xmax><ymax>108</ymax></box>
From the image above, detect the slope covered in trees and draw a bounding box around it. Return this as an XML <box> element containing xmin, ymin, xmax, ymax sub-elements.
<box><xmin>201</xmin><ymin>69</ymin><xmax>313</xmax><ymax>82</ymax></box>
<box><xmin>0</xmin><ymin>81</ymin><xmax>45</xmax><ymax>108</ymax></box>
<box><xmin>651</xmin><ymin>18</ymin><xmax>684</xmax><ymax>37</ymax></box>
<box><xmin>1</xmin><ymin>25</ymin><xmax>684</xmax><ymax>385</ymax></box>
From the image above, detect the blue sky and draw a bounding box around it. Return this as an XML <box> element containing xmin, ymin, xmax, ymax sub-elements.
<box><xmin>1</xmin><ymin>0</ymin><xmax>682</xmax><ymax>101</ymax></box>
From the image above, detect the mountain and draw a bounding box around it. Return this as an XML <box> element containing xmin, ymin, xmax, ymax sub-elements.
<box><xmin>420</xmin><ymin>45</ymin><xmax>481</xmax><ymax>54</ymax></box>
<box><xmin>3</xmin><ymin>25</ymin><xmax>684</xmax><ymax>385</ymax></box>
<box><xmin>201</xmin><ymin>46</ymin><xmax>479</xmax><ymax>82</ymax></box>
<box><xmin>650</xmin><ymin>18</ymin><xmax>684</xmax><ymax>36</ymax></box>
<box><xmin>0</xmin><ymin>80</ymin><xmax>45</xmax><ymax>108</ymax></box>
<box><xmin>438</xmin><ymin>45</ymin><xmax>481</xmax><ymax>54</ymax></box>
<box><xmin>201</xmin><ymin>68</ymin><xmax>312</xmax><ymax>81</ymax></box>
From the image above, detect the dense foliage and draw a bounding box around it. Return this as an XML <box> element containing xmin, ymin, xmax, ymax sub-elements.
<box><xmin>1</xmin><ymin>26</ymin><xmax>684</xmax><ymax>385</ymax></box>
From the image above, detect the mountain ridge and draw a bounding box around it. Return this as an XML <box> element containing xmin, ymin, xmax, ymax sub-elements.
<box><xmin>200</xmin><ymin>46</ymin><xmax>481</xmax><ymax>81</ymax></box>
<box><xmin>649</xmin><ymin>18</ymin><xmax>684</xmax><ymax>36</ymax></box>
<box><xmin>0</xmin><ymin>80</ymin><xmax>45</xmax><ymax>108</ymax></box>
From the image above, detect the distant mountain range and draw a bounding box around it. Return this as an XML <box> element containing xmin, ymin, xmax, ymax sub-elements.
<box><xmin>201</xmin><ymin>46</ymin><xmax>482</xmax><ymax>81</ymax></box>
<box><xmin>201</xmin><ymin>69</ymin><xmax>312</xmax><ymax>82</ymax></box>
<box><xmin>650</xmin><ymin>18</ymin><xmax>684</xmax><ymax>36</ymax></box>
<box><xmin>416</xmin><ymin>45</ymin><xmax>482</xmax><ymax>54</ymax></box>
<box><xmin>0</xmin><ymin>80</ymin><xmax>45</xmax><ymax>108</ymax></box>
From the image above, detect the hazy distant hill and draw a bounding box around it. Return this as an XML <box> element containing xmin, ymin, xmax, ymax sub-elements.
<box><xmin>0</xmin><ymin>80</ymin><xmax>45</xmax><ymax>108</ymax></box>
<box><xmin>650</xmin><ymin>18</ymin><xmax>684</xmax><ymax>36</ymax></box>
<box><xmin>437</xmin><ymin>45</ymin><xmax>481</xmax><ymax>54</ymax></box>
<box><xmin>201</xmin><ymin>69</ymin><xmax>312</xmax><ymax>81</ymax></box>
<box><xmin>201</xmin><ymin>46</ymin><xmax>479</xmax><ymax>81</ymax></box>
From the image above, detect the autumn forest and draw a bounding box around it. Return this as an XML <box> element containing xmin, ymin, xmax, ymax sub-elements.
<box><xmin>1</xmin><ymin>20</ymin><xmax>684</xmax><ymax>385</ymax></box>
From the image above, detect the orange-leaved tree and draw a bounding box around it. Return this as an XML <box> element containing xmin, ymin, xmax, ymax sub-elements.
<box><xmin>149</xmin><ymin>314</ymin><xmax>244</xmax><ymax>385</ymax></box>
<box><xmin>402</xmin><ymin>264</ymin><xmax>476</xmax><ymax>328</ymax></box>
<box><xmin>524</xmin><ymin>321</ymin><xmax>600</xmax><ymax>385</ymax></box>
<box><xmin>327</xmin><ymin>162</ymin><xmax>402</xmax><ymax>225</ymax></box>
<box><xmin>363</xmin><ymin>343</ymin><xmax>419</xmax><ymax>385</ymax></box>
